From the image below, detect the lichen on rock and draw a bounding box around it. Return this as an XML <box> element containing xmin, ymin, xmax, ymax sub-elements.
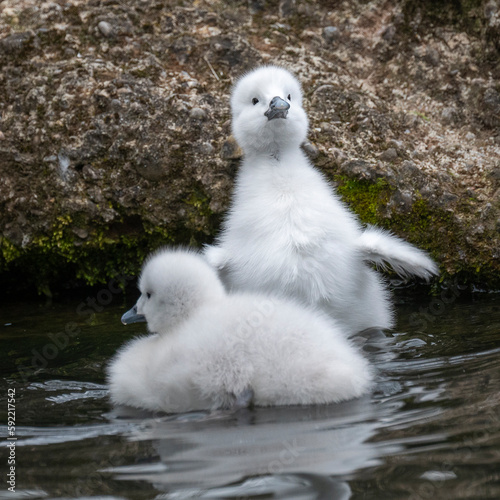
<box><xmin>0</xmin><ymin>0</ymin><xmax>499</xmax><ymax>296</ymax></box>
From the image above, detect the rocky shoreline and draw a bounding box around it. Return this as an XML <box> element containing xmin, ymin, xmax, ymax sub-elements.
<box><xmin>0</xmin><ymin>0</ymin><xmax>499</xmax><ymax>296</ymax></box>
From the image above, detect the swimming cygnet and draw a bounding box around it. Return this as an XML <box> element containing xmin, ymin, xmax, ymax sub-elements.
<box><xmin>107</xmin><ymin>249</ymin><xmax>372</xmax><ymax>413</ymax></box>
<box><xmin>205</xmin><ymin>65</ymin><xmax>438</xmax><ymax>336</ymax></box>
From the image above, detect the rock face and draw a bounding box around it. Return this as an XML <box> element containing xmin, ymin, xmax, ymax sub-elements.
<box><xmin>0</xmin><ymin>0</ymin><xmax>499</xmax><ymax>295</ymax></box>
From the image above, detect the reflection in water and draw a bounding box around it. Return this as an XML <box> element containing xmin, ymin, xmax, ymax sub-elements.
<box><xmin>0</xmin><ymin>294</ymin><xmax>499</xmax><ymax>498</ymax></box>
<box><xmin>106</xmin><ymin>398</ymin><xmax>399</xmax><ymax>495</ymax></box>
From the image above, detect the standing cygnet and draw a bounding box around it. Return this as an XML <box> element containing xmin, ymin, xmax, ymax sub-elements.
<box><xmin>107</xmin><ymin>249</ymin><xmax>372</xmax><ymax>413</ymax></box>
<box><xmin>205</xmin><ymin>66</ymin><xmax>438</xmax><ymax>336</ymax></box>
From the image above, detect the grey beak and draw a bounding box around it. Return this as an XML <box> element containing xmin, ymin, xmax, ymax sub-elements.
<box><xmin>121</xmin><ymin>305</ymin><xmax>146</xmax><ymax>325</ymax></box>
<box><xmin>264</xmin><ymin>96</ymin><xmax>290</xmax><ymax>120</ymax></box>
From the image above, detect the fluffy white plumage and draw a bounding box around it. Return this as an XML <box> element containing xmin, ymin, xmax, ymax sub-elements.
<box><xmin>205</xmin><ymin>66</ymin><xmax>438</xmax><ymax>336</ymax></box>
<box><xmin>107</xmin><ymin>249</ymin><xmax>372</xmax><ymax>413</ymax></box>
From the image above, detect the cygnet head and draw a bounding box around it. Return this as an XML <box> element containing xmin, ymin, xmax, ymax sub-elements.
<box><xmin>121</xmin><ymin>249</ymin><xmax>226</xmax><ymax>334</ymax></box>
<box><xmin>231</xmin><ymin>66</ymin><xmax>309</xmax><ymax>155</ymax></box>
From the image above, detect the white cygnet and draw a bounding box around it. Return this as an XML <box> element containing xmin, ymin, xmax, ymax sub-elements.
<box><xmin>205</xmin><ymin>65</ymin><xmax>438</xmax><ymax>336</ymax></box>
<box><xmin>107</xmin><ymin>249</ymin><xmax>372</xmax><ymax>413</ymax></box>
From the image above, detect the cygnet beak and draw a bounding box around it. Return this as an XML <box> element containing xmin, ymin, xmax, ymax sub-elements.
<box><xmin>121</xmin><ymin>304</ymin><xmax>146</xmax><ymax>325</ymax></box>
<box><xmin>264</xmin><ymin>96</ymin><xmax>290</xmax><ymax>121</ymax></box>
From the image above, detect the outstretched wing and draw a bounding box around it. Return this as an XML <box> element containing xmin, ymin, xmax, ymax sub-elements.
<box><xmin>357</xmin><ymin>226</ymin><xmax>439</xmax><ymax>280</ymax></box>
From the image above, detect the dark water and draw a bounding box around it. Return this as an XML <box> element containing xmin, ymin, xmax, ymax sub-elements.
<box><xmin>1</xmin><ymin>287</ymin><xmax>499</xmax><ymax>499</ymax></box>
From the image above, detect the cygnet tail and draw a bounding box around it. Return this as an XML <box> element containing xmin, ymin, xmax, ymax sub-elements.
<box><xmin>357</xmin><ymin>226</ymin><xmax>439</xmax><ymax>280</ymax></box>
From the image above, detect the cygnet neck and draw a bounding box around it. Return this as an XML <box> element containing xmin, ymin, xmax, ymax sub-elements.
<box><xmin>243</xmin><ymin>143</ymin><xmax>302</xmax><ymax>165</ymax></box>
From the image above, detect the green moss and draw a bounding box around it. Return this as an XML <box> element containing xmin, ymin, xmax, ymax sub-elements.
<box><xmin>334</xmin><ymin>175</ymin><xmax>443</xmax><ymax>249</ymax></box>
<box><xmin>182</xmin><ymin>185</ymin><xmax>221</xmax><ymax>244</ymax></box>
<box><xmin>1</xmin><ymin>170</ymin><xmax>498</xmax><ymax>297</ymax></box>
<box><xmin>129</xmin><ymin>66</ymin><xmax>161</xmax><ymax>80</ymax></box>
<box><xmin>409</xmin><ymin>111</ymin><xmax>431</xmax><ymax>122</ymax></box>
<box><xmin>0</xmin><ymin>180</ymin><xmax>225</xmax><ymax>297</ymax></box>
<box><xmin>32</xmin><ymin>214</ymin><xmax>76</xmax><ymax>262</ymax></box>
<box><xmin>336</xmin><ymin>177</ymin><xmax>442</xmax><ymax>256</ymax></box>
<box><xmin>0</xmin><ymin>238</ymin><xmax>22</xmax><ymax>267</ymax></box>
<box><xmin>0</xmin><ymin>210</ymin><xmax>177</xmax><ymax>297</ymax></box>
<box><xmin>36</xmin><ymin>104</ymin><xmax>45</xmax><ymax>119</ymax></box>
<box><xmin>388</xmin><ymin>198</ymin><xmax>454</xmax><ymax>262</ymax></box>
<box><xmin>335</xmin><ymin>176</ymin><xmax>392</xmax><ymax>225</ymax></box>
<box><xmin>332</xmin><ymin>174</ymin><xmax>499</xmax><ymax>287</ymax></box>
<box><xmin>184</xmin><ymin>188</ymin><xmax>213</xmax><ymax>223</ymax></box>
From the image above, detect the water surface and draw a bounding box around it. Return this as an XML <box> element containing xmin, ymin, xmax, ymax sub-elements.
<box><xmin>1</xmin><ymin>289</ymin><xmax>499</xmax><ymax>499</ymax></box>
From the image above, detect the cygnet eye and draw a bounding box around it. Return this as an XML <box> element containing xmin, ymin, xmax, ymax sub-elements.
<box><xmin>252</xmin><ymin>98</ymin><xmax>259</xmax><ymax>105</ymax></box>
<box><xmin>146</xmin><ymin>292</ymin><xmax>152</xmax><ymax>299</ymax></box>
<box><xmin>287</xmin><ymin>94</ymin><xmax>291</xmax><ymax>101</ymax></box>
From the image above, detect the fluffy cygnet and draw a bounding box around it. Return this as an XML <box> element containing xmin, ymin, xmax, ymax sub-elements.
<box><xmin>107</xmin><ymin>249</ymin><xmax>372</xmax><ymax>413</ymax></box>
<box><xmin>205</xmin><ymin>65</ymin><xmax>438</xmax><ymax>336</ymax></box>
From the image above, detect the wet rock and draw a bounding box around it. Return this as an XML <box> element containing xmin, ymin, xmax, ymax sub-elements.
<box><xmin>389</xmin><ymin>139</ymin><xmax>404</xmax><ymax>150</ymax></box>
<box><xmin>0</xmin><ymin>0</ymin><xmax>499</xmax><ymax>293</ymax></box>
<box><xmin>190</xmin><ymin>107</ymin><xmax>207</xmax><ymax>121</ymax></box>
<box><xmin>134</xmin><ymin>144</ymin><xmax>170</xmax><ymax>182</ymax></box>
<box><xmin>170</xmin><ymin>36</ymin><xmax>197</xmax><ymax>64</ymax></box>
<box><xmin>271</xmin><ymin>22</ymin><xmax>291</xmax><ymax>31</ymax></box>
<box><xmin>484</xmin><ymin>86</ymin><xmax>500</xmax><ymax>110</ymax></box>
<box><xmin>399</xmin><ymin>160</ymin><xmax>420</xmax><ymax>177</ymax></box>
<box><xmin>314</xmin><ymin>84</ymin><xmax>335</xmax><ymax>94</ymax></box>
<box><xmin>483</xmin><ymin>88</ymin><xmax>500</xmax><ymax>127</ymax></box>
<box><xmin>279</xmin><ymin>0</ymin><xmax>296</xmax><ymax>18</ymax></box>
<box><xmin>424</xmin><ymin>47</ymin><xmax>440</xmax><ymax>66</ymax></box>
<box><xmin>441</xmin><ymin>106</ymin><xmax>459</xmax><ymax>125</ymax></box>
<box><xmin>484</xmin><ymin>0</ymin><xmax>498</xmax><ymax>19</ymax></box>
<box><xmin>330</xmin><ymin>147</ymin><xmax>347</xmax><ymax>165</ymax></box>
<box><xmin>209</xmin><ymin>34</ymin><xmax>259</xmax><ymax>69</ymax></box>
<box><xmin>97</xmin><ymin>21</ymin><xmax>114</xmax><ymax>38</ymax></box>
<box><xmin>0</xmin><ymin>31</ymin><xmax>35</xmax><ymax>53</ymax></box>
<box><xmin>379</xmin><ymin>148</ymin><xmax>398</xmax><ymax>163</ymax></box>
<box><xmin>135</xmin><ymin>157</ymin><xmax>168</xmax><ymax>181</ymax></box>
<box><xmin>441</xmin><ymin>192</ymin><xmax>458</xmax><ymax>206</ymax></box>
<box><xmin>198</xmin><ymin>142</ymin><xmax>215</xmax><ymax>155</ymax></box>
<box><xmin>248</xmin><ymin>0</ymin><xmax>266</xmax><ymax>15</ymax></box>
<box><xmin>82</xmin><ymin>165</ymin><xmax>103</xmax><ymax>181</ymax></box>
<box><xmin>341</xmin><ymin>159</ymin><xmax>376</xmax><ymax>180</ymax></box>
<box><xmin>302</xmin><ymin>140</ymin><xmax>319</xmax><ymax>159</ymax></box>
<box><xmin>388</xmin><ymin>190</ymin><xmax>414</xmax><ymax>213</ymax></box>
<box><xmin>488</xmin><ymin>166</ymin><xmax>500</xmax><ymax>187</ymax></box>
<box><xmin>322</xmin><ymin>26</ymin><xmax>339</xmax><ymax>43</ymax></box>
<box><xmin>381</xmin><ymin>24</ymin><xmax>397</xmax><ymax>42</ymax></box>
<box><xmin>73</xmin><ymin>227</ymin><xmax>89</xmax><ymax>239</ymax></box>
